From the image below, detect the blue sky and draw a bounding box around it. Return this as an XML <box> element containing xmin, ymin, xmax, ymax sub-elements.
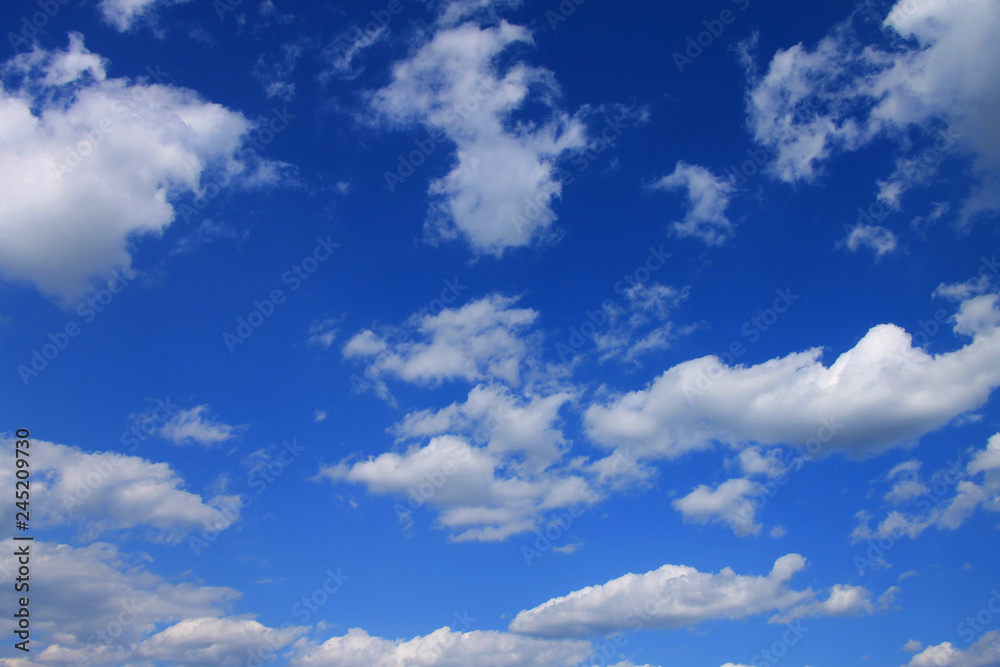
<box><xmin>1</xmin><ymin>0</ymin><xmax>999</xmax><ymax>665</ymax></box>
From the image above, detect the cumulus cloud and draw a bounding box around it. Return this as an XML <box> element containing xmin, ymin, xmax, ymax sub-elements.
<box><xmin>0</xmin><ymin>539</ymin><xmax>245</xmax><ymax>665</ymax></box>
<box><xmin>0</xmin><ymin>34</ymin><xmax>281</xmax><ymax>301</ymax></box>
<box><xmin>318</xmin><ymin>434</ymin><xmax>598</xmax><ymax>542</ymax></box>
<box><xmin>673</xmin><ymin>477</ymin><xmax>764</xmax><ymax>537</ymax></box>
<box><xmin>342</xmin><ymin>294</ymin><xmax>540</xmax><ymax>399</ymax></box>
<box><xmin>392</xmin><ymin>383</ymin><xmax>574</xmax><ymax>471</ymax></box>
<box><xmin>509</xmin><ymin>554</ymin><xmax>835</xmax><ymax>637</ymax></box>
<box><xmin>370</xmin><ymin>18</ymin><xmax>587</xmax><ymax>254</ymax></box>
<box><xmin>0</xmin><ymin>438</ymin><xmax>240</xmax><ymax>542</ymax></box>
<box><xmin>744</xmin><ymin>0</ymin><xmax>1000</xmax><ymax>223</ymax></box>
<box><xmin>291</xmin><ymin>626</ymin><xmax>591</xmax><ymax>667</ymax></box>
<box><xmin>137</xmin><ymin>617</ymin><xmax>305</xmax><ymax>665</ymax></box>
<box><xmin>585</xmin><ymin>293</ymin><xmax>1000</xmax><ymax>460</ymax></box>
<box><xmin>652</xmin><ymin>161</ymin><xmax>736</xmax><ymax>245</ymax></box>
<box><xmin>905</xmin><ymin>630</ymin><xmax>1000</xmax><ymax>667</ymax></box>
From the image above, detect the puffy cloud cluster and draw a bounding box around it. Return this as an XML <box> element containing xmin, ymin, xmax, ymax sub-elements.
<box><xmin>0</xmin><ymin>34</ymin><xmax>281</xmax><ymax>301</ymax></box>
<box><xmin>744</xmin><ymin>0</ymin><xmax>1000</xmax><ymax>224</ymax></box>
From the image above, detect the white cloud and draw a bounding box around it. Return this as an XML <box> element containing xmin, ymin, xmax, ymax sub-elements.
<box><xmin>342</xmin><ymin>294</ymin><xmax>540</xmax><ymax>394</ymax></box>
<box><xmin>744</xmin><ymin>0</ymin><xmax>1000</xmax><ymax>223</ymax></box>
<box><xmin>291</xmin><ymin>626</ymin><xmax>591</xmax><ymax>667</ymax></box>
<box><xmin>158</xmin><ymin>405</ymin><xmax>244</xmax><ymax>446</ymax></box>
<box><xmin>0</xmin><ymin>34</ymin><xmax>282</xmax><ymax>301</ymax></box>
<box><xmin>318</xmin><ymin>434</ymin><xmax>598</xmax><ymax>542</ymax></box>
<box><xmin>737</xmin><ymin>446</ymin><xmax>789</xmax><ymax>478</ymax></box>
<box><xmin>673</xmin><ymin>477</ymin><xmax>763</xmax><ymax>537</ymax></box>
<box><xmin>370</xmin><ymin>19</ymin><xmax>587</xmax><ymax>254</ymax></box>
<box><xmin>137</xmin><ymin>617</ymin><xmax>304</xmax><ymax>665</ymax></box>
<box><xmin>904</xmin><ymin>639</ymin><xmax>924</xmax><ymax>652</ymax></box>
<box><xmin>585</xmin><ymin>293</ymin><xmax>1000</xmax><ymax>460</ymax></box>
<box><xmin>509</xmin><ymin>553</ymin><xmax>817</xmax><ymax>637</ymax></box>
<box><xmin>652</xmin><ymin>161</ymin><xmax>736</xmax><ymax>245</ymax></box>
<box><xmin>852</xmin><ymin>432</ymin><xmax>1000</xmax><ymax>541</ymax></box>
<box><xmin>392</xmin><ymin>383</ymin><xmax>574</xmax><ymax>471</ymax></box>
<box><xmin>0</xmin><ymin>438</ymin><xmax>239</xmax><ymax>542</ymax></box>
<box><xmin>844</xmin><ymin>224</ymin><xmax>899</xmax><ymax>257</ymax></box>
<box><xmin>771</xmin><ymin>583</ymin><xmax>896</xmax><ymax>622</ymax></box>
<box><xmin>905</xmin><ymin>630</ymin><xmax>1000</xmax><ymax>667</ymax></box>
<box><xmin>0</xmin><ymin>539</ymin><xmax>243</xmax><ymax>665</ymax></box>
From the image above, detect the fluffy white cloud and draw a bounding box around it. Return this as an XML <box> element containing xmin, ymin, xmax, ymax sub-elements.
<box><xmin>508</xmin><ymin>554</ymin><xmax>815</xmax><ymax>637</ymax></box>
<box><xmin>673</xmin><ymin>477</ymin><xmax>763</xmax><ymax>537</ymax></box>
<box><xmin>158</xmin><ymin>405</ymin><xmax>244</xmax><ymax>446</ymax></box>
<box><xmin>371</xmin><ymin>17</ymin><xmax>587</xmax><ymax>254</ymax></box>
<box><xmin>585</xmin><ymin>293</ymin><xmax>1000</xmax><ymax>460</ymax></box>
<box><xmin>318</xmin><ymin>434</ymin><xmax>598</xmax><ymax>542</ymax></box>
<box><xmin>0</xmin><ymin>438</ymin><xmax>239</xmax><ymax>541</ymax></box>
<box><xmin>137</xmin><ymin>617</ymin><xmax>304</xmax><ymax>665</ymax></box>
<box><xmin>0</xmin><ymin>539</ymin><xmax>243</xmax><ymax>665</ymax></box>
<box><xmin>771</xmin><ymin>583</ymin><xmax>898</xmax><ymax>622</ymax></box>
<box><xmin>392</xmin><ymin>383</ymin><xmax>574</xmax><ymax>471</ymax></box>
<box><xmin>291</xmin><ymin>626</ymin><xmax>591</xmax><ymax>667</ymax></box>
<box><xmin>745</xmin><ymin>0</ymin><xmax>1000</xmax><ymax>223</ymax></box>
<box><xmin>0</xmin><ymin>34</ymin><xmax>280</xmax><ymax>301</ymax></box>
<box><xmin>905</xmin><ymin>630</ymin><xmax>1000</xmax><ymax>667</ymax></box>
<box><xmin>343</xmin><ymin>294</ymin><xmax>540</xmax><ymax>397</ymax></box>
<box><xmin>652</xmin><ymin>162</ymin><xmax>736</xmax><ymax>245</ymax></box>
